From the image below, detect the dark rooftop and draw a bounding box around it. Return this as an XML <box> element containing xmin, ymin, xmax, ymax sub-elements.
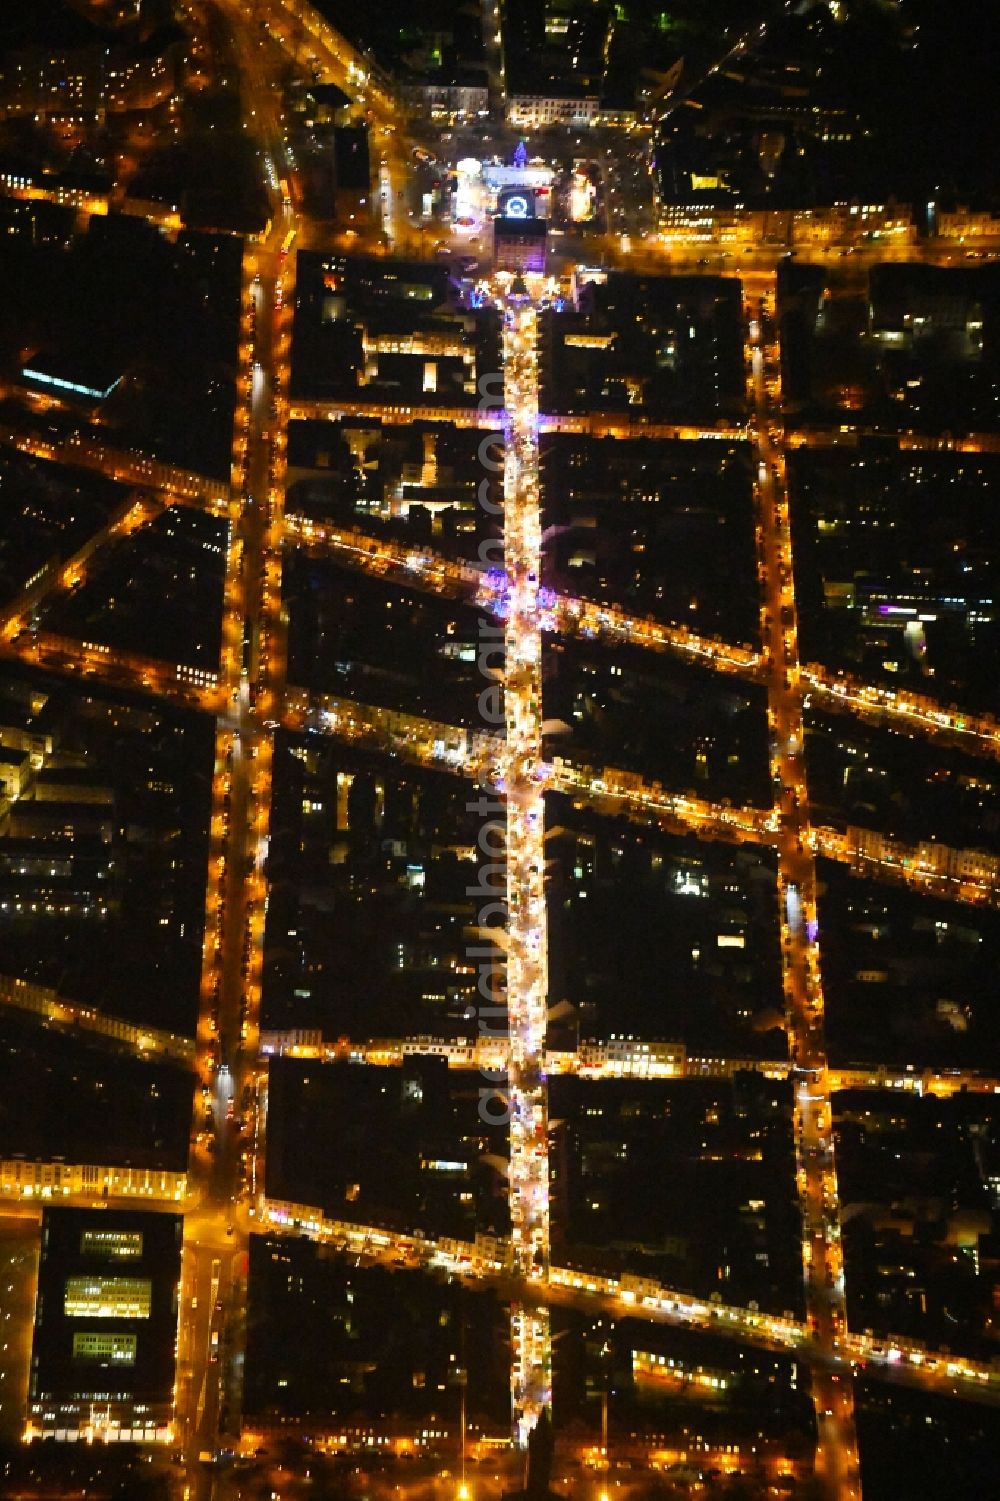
<box><xmin>30</xmin><ymin>1206</ymin><xmax>182</xmax><ymax>1415</ymax></box>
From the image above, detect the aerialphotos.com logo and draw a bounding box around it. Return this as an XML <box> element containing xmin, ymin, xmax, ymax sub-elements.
<box><xmin>468</xmin><ymin>368</ymin><xmax>511</xmax><ymax>1126</ymax></box>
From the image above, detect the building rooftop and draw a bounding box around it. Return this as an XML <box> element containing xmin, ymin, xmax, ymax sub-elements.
<box><xmin>29</xmin><ymin>1206</ymin><xmax>182</xmax><ymax>1441</ymax></box>
<box><xmin>0</xmin><ymin>1016</ymin><xmax>192</xmax><ymax>1170</ymax></box>
<box><xmin>20</xmin><ymin>351</ymin><xmax>124</xmax><ymax>405</ymax></box>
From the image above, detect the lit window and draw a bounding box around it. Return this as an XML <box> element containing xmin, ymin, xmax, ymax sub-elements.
<box><xmin>64</xmin><ymin>1277</ymin><xmax>152</xmax><ymax>1319</ymax></box>
<box><xmin>80</xmin><ymin>1230</ymin><xmax>143</xmax><ymax>1259</ymax></box>
<box><xmin>72</xmin><ymin>1332</ymin><xmax>137</xmax><ymax>1364</ymax></box>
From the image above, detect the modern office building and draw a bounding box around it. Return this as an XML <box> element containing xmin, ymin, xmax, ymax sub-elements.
<box><xmin>27</xmin><ymin>1207</ymin><xmax>182</xmax><ymax>1444</ymax></box>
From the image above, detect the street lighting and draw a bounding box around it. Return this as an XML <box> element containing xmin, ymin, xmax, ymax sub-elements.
<box><xmin>456</xmin><ymin>1358</ymin><xmax>468</xmax><ymax>1499</ymax></box>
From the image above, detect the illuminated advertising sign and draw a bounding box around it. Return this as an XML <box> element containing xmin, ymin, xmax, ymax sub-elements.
<box><xmin>500</xmin><ymin>188</ymin><xmax>536</xmax><ymax>220</ymax></box>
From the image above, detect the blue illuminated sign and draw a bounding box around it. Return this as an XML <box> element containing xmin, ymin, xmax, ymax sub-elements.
<box><xmin>22</xmin><ymin>368</ymin><xmax>123</xmax><ymax>401</ymax></box>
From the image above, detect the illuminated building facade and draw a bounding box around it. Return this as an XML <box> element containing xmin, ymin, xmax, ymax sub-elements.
<box><xmin>494</xmin><ymin>216</ymin><xmax>547</xmax><ymax>274</ymax></box>
<box><xmin>0</xmin><ymin>42</ymin><xmax>178</xmax><ymax>122</ymax></box>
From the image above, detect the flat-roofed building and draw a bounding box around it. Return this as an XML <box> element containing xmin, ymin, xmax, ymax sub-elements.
<box><xmin>0</xmin><ymin>687</ymin><xmax>59</xmax><ymax>767</ymax></box>
<box><xmin>19</xmin><ymin>350</ymin><xmax>124</xmax><ymax>406</ymax></box>
<box><xmin>493</xmin><ymin>215</ymin><xmax>547</xmax><ymax>274</ymax></box>
<box><xmin>27</xmin><ymin>1206</ymin><xmax>182</xmax><ymax>1444</ymax></box>
<box><xmin>33</xmin><ymin>768</ymin><xmax>115</xmax><ymax>806</ymax></box>
<box><xmin>0</xmin><ymin>746</ymin><xmax>30</xmax><ymax>800</ymax></box>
